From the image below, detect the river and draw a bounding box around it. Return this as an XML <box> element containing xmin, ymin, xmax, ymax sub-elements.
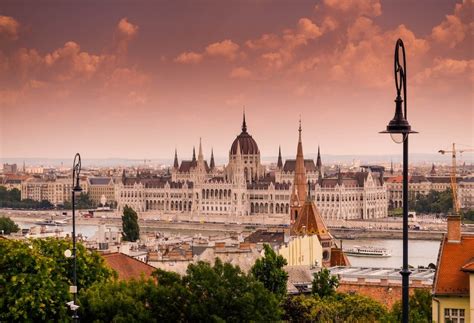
<box><xmin>16</xmin><ymin>222</ymin><xmax>442</xmax><ymax>268</ymax></box>
<box><xmin>341</xmin><ymin>239</ymin><xmax>441</xmax><ymax>268</ymax></box>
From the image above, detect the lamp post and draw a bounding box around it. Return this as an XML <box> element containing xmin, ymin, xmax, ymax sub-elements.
<box><xmin>71</xmin><ymin>153</ymin><xmax>82</xmax><ymax>321</ymax></box>
<box><xmin>380</xmin><ymin>39</ymin><xmax>417</xmax><ymax>323</ymax></box>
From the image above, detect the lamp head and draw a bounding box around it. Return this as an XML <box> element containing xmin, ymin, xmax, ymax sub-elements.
<box><xmin>380</xmin><ymin>95</ymin><xmax>417</xmax><ymax>143</ymax></box>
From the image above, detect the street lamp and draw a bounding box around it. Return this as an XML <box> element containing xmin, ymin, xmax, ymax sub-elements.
<box><xmin>71</xmin><ymin>153</ymin><xmax>82</xmax><ymax>321</ymax></box>
<box><xmin>380</xmin><ymin>39</ymin><xmax>417</xmax><ymax>323</ymax></box>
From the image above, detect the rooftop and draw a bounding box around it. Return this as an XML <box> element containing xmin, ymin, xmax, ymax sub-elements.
<box><xmin>433</xmin><ymin>234</ymin><xmax>474</xmax><ymax>296</ymax></box>
<box><xmin>102</xmin><ymin>252</ymin><xmax>156</xmax><ymax>280</ymax></box>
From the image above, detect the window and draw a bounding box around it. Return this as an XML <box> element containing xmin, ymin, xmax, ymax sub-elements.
<box><xmin>444</xmin><ymin>308</ymin><xmax>465</xmax><ymax>323</ymax></box>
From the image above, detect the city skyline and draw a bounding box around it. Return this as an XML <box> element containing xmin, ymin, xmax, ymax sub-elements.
<box><xmin>1</xmin><ymin>0</ymin><xmax>472</xmax><ymax>159</ymax></box>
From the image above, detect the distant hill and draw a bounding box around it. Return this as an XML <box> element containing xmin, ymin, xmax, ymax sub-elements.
<box><xmin>2</xmin><ymin>153</ymin><xmax>472</xmax><ymax>168</ymax></box>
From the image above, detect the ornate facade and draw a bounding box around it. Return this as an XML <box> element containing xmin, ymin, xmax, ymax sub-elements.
<box><xmin>115</xmin><ymin>115</ymin><xmax>388</xmax><ymax>221</ymax></box>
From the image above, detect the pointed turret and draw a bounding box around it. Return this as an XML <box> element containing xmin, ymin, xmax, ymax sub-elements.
<box><xmin>337</xmin><ymin>167</ymin><xmax>343</xmax><ymax>185</ymax></box>
<box><xmin>277</xmin><ymin>146</ymin><xmax>283</xmax><ymax>169</ymax></box>
<box><xmin>173</xmin><ymin>149</ymin><xmax>179</xmax><ymax>169</ymax></box>
<box><xmin>294</xmin><ymin>119</ymin><xmax>307</xmax><ymax>203</ymax></box>
<box><xmin>390</xmin><ymin>160</ymin><xmax>394</xmax><ymax>175</ymax></box>
<box><xmin>316</xmin><ymin>145</ymin><xmax>322</xmax><ymax>170</ymax></box>
<box><xmin>242</xmin><ymin>109</ymin><xmax>247</xmax><ymax>133</ymax></box>
<box><xmin>210</xmin><ymin>148</ymin><xmax>215</xmax><ymax>170</ymax></box>
<box><xmin>192</xmin><ymin>146</ymin><xmax>196</xmax><ymax>163</ymax></box>
<box><xmin>430</xmin><ymin>163</ymin><xmax>436</xmax><ymax>175</ymax></box>
<box><xmin>198</xmin><ymin>138</ymin><xmax>204</xmax><ymax>162</ymax></box>
<box><xmin>290</xmin><ymin>119</ymin><xmax>308</xmax><ymax>231</ymax></box>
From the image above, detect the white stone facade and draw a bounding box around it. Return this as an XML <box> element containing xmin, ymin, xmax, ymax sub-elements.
<box><xmin>115</xmin><ymin>117</ymin><xmax>388</xmax><ymax>221</ymax></box>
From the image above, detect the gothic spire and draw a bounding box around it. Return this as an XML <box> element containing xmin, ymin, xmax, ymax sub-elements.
<box><xmin>192</xmin><ymin>146</ymin><xmax>196</xmax><ymax>162</ymax></box>
<box><xmin>173</xmin><ymin>148</ymin><xmax>179</xmax><ymax>169</ymax></box>
<box><xmin>242</xmin><ymin>108</ymin><xmax>247</xmax><ymax>133</ymax></box>
<box><xmin>390</xmin><ymin>159</ymin><xmax>394</xmax><ymax>175</ymax></box>
<box><xmin>277</xmin><ymin>146</ymin><xmax>283</xmax><ymax>169</ymax></box>
<box><xmin>293</xmin><ymin>119</ymin><xmax>307</xmax><ymax>206</ymax></box>
<box><xmin>210</xmin><ymin>148</ymin><xmax>215</xmax><ymax>170</ymax></box>
<box><xmin>198</xmin><ymin>137</ymin><xmax>203</xmax><ymax>162</ymax></box>
<box><xmin>316</xmin><ymin>145</ymin><xmax>322</xmax><ymax>169</ymax></box>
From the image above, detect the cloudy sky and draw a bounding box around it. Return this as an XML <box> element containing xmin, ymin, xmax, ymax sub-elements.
<box><xmin>0</xmin><ymin>0</ymin><xmax>472</xmax><ymax>160</ymax></box>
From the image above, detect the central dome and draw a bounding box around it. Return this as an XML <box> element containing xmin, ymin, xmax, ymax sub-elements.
<box><xmin>230</xmin><ymin>113</ymin><xmax>260</xmax><ymax>155</ymax></box>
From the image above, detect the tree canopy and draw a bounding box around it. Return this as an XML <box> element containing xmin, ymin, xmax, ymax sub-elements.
<box><xmin>251</xmin><ymin>243</ymin><xmax>288</xmax><ymax>299</ymax></box>
<box><xmin>410</xmin><ymin>189</ymin><xmax>453</xmax><ymax>214</ymax></box>
<box><xmin>0</xmin><ymin>216</ymin><xmax>19</xmax><ymax>234</ymax></box>
<box><xmin>0</xmin><ymin>238</ymin><xmax>114</xmax><ymax>321</ymax></box>
<box><xmin>311</xmin><ymin>268</ymin><xmax>339</xmax><ymax>298</ymax></box>
<box><xmin>80</xmin><ymin>258</ymin><xmax>282</xmax><ymax>322</ymax></box>
<box><xmin>122</xmin><ymin>205</ymin><xmax>140</xmax><ymax>242</ymax></box>
<box><xmin>387</xmin><ymin>289</ymin><xmax>432</xmax><ymax>323</ymax></box>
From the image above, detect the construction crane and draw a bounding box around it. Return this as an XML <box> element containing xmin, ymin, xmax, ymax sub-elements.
<box><xmin>438</xmin><ymin>143</ymin><xmax>474</xmax><ymax>214</ymax></box>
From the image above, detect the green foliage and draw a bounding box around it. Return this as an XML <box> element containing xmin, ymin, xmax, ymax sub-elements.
<box><xmin>183</xmin><ymin>259</ymin><xmax>282</xmax><ymax>321</ymax></box>
<box><xmin>410</xmin><ymin>189</ymin><xmax>453</xmax><ymax>214</ymax></box>
<box><xmin>251</xmin><ymin>243</ymin><xmax>288</xmax><ymax>298</ymax></box>
<box><xmin>0</xmin><ymin>216</ymin><xmax>19</xmax><ymax>234</ymax></box>
<box><xmin>312</xmin><ymin>268</ymin><xmax>339</xmax><ymax>298</ymax></box>
<box><xmin>122</xmin><ymin>205</ymin><xmax>140</xmax><ymax>242</ymax></box>
<box><xmin>61</xmin><ymin>192</ymin><xmax>96</xmax><ymax>209</ymax></box>
<box><xmin>387</xmin><ymin>289</ymin><xmax>432</xmax><ymax>322</ymax></box>
<box><xmin>463</xmin><ymin>209</ymin><xmax>474</xmax><ymax>222</ymax></box>
<box><xmin>80</xmin><ymin>259</ymin><xmax>282</xmax><ymax>322</ymax></box>
<box><xmin>0</xmin><ymin>238</ymin><xmax>113</xmax><ymax>322</ymax></box>
<box><xmin>283</xmin><ymin>293</ymin><xmax>388</xmax><ymax>322</ymax></box>
<box><xmin>0</xmin><ymin>186</ymin><xmax>53</xmax><ymax>209</ymax></box>
<box><xmin>79</xmin><ymin>278</ymin><xmax>156</xmax><ymax>323</ymax></box>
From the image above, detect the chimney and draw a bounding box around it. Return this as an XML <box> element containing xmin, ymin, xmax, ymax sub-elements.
<box><xmin>447</xmin><ymin>215</ymin><xmax>461</xmax><ymax>243</ymax></box>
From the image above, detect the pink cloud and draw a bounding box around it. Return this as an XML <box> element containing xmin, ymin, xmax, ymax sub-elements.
<box><xmin>321</xmin><ymin>0</ymin><xmax>381</xmax><ymax>17</ymax></box>
<box><xmin>174</xmin><ymin>51</ymin><xmax>203</xmax><ymax>64</ymax></box>
<box><xmin>430</xmin><ymin>1</ymin><xmax>473</xmax><ymax>50</ymax></box>
<box><xmin>205</xmin><ymin>39</ymin><xmax>240</xmax><ymax>60</ymax></box>
<box><xmin>229</xmin><ymin>67</ymin><xmax>252</xmax><ymax>79</ymax></box>
<box><xmin>245</xmin><ymin>33</ymin><xmax>282</xmax><ymax>50</ymax></box>
<box><xmin>0</xmin><ymin>15</ymin><xmax>20</xmax><ymax>41</ymax></box>
<box><xmin>116</xmin><ymin>18</ymin><xmax>139</xmax><ymax>54</ymax></box>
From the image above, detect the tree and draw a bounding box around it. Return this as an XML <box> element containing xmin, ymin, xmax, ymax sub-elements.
<box><xmin>79</xmin><ymin>259</ymin><xmax>282</xmax><ymax>322</ymax></box>
<box><xmin>312</xmin><ymin>268</ymin><xmax>339</xmax><ymax>298</ymax></box>
<box><xmin>0</xmin><ymin>216</ymin><xmax>19</xmax><ymax>234</ymax></box>
<box><xmin>251</xmin><ymin>243</ymin><xmax>288</xmax><ymax>299</ymax></box>
<box><xmin>122</xmin><ymin>205</ymin><xmax>140</xmax><ymax>242</ymax></box>
<box><xmin>283</xmin><ymin>293</ymin><xmax>388</xmax><ymax>322</ymax></box>
<box><xmin>0</xmin><ymin>238</ymin><xmax>114</xmax><ymax>321</ymax></box>
<box><xmin>183</xmin><ymin>258</ymin><xmax>282</xmax><ymax>321</ymax></box>
<box><xmin>79</xmin><ymin>279</ymin><xmax>156</xmax><ymax>323</ymax></box>
<box><xmin>388</xmin><ymin>289</ymin><xmax>432</xmax><ymax>322</ymax></box>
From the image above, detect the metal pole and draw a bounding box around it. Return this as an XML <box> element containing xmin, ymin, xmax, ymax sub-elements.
<box><xmin>401</xmin><ymin>135</ymin><xmax>410</xmax><ymax>323</ymax></box>
<box><xmin>72</xmin><ymin>186</ymin><xmax>78</xmax><ymax>321</ymax></box>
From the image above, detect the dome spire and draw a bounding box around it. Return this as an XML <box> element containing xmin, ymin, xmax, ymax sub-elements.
<box><xmin>174</xmin><ymin>148</ymin><xmax>179</xmax><ymax>169</ymax></box>
<box><xmin>298</xmin><ymin>116</ymin><xmax>302</xmax><ymax>143</ymax></box>
<box><xmin>242</xmin><ymin>107</ymin><xmax>247</xmax><ymax>133</ymax></box>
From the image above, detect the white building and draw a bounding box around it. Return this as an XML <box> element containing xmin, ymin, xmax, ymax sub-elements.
<box><xmin>115</xmin><ymin>115</ymin><xmax>388</xmax><ymax>222</ymax></box>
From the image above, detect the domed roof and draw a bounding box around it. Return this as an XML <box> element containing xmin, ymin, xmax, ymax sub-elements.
<box><xmin>230</xmin><ymin>113</ymin><xmax>260</xmax><ymax>155</ymax></box>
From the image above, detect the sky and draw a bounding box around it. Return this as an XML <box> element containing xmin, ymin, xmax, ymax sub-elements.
<box><xmin>0</xmin><ymin>0</ymin><xmax>472</xmax><ymax>161</ymax></box>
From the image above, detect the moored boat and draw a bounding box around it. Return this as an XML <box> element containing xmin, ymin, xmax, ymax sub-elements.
<box><xmin>344</xmin><ymin>246</ymin><xmax>391</xmax><ymax>257</ymax></box>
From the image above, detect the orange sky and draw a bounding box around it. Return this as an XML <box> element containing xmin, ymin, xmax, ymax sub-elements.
<box><xmin>0</xmin><ymin>0</ymin><xmax>472</xmax><ymax>160</ymax></box>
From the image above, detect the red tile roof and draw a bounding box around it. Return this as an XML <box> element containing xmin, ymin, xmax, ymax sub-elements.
<box><xmin>102</xmin><ymin>252</ymin><xmax>155</xmax><ymax>281</ymax></box>
<box><xmin>461</xmin><ymin>258</ymin><xmax>474</xmax><ymax>272</ymax></box>
<box><xmin>433</xmin><ymin>235</ymin><xmax>474</xmax><ymax>296</ymax></box>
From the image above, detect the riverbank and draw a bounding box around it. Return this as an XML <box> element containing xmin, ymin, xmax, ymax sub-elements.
<box><xmin>331</xmin><ymin>228</ymin><xmax>444</xmax><ymax>241</ymax></box>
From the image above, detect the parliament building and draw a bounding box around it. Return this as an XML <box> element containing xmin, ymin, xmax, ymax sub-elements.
<box><xmin>115</xmin><ymin>114</ymin><xmax>388</xmax><ymax>222</ymax></box>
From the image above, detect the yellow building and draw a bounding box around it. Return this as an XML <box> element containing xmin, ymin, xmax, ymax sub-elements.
<box><xmin>432</xmin><ymin>215</ymin><xmax>474</xmax><ymax>323</ymax></box>
<box><xmin>87</xmin><ymin>177</ymin><xmax>115</xmax><ymax>205</ymax></box>
<box><xmin>279</xmin><ymin>235</ymin><xmax>323</xmax><ymax>267</ymax></box>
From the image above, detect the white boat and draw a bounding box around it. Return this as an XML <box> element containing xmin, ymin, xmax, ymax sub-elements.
<box><xmin>34</xmin><ymin>219</ymin><xmax>68</xmax><ymax>226</ymax></box>
<box><xmin>344</xmin><ymin>246</ymin><xmax>391</xmax><ymax>257</ymax></box>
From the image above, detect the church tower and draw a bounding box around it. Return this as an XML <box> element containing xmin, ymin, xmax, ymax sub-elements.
<box><xmin>277</xmin><ymin>146</ymin><xmax>283</xmax><ymax>169</ymax></box>
<box><xmin>290</xmin><ymin>120</ymin><xmax>307</xmax><ymax>232</ymax></box>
